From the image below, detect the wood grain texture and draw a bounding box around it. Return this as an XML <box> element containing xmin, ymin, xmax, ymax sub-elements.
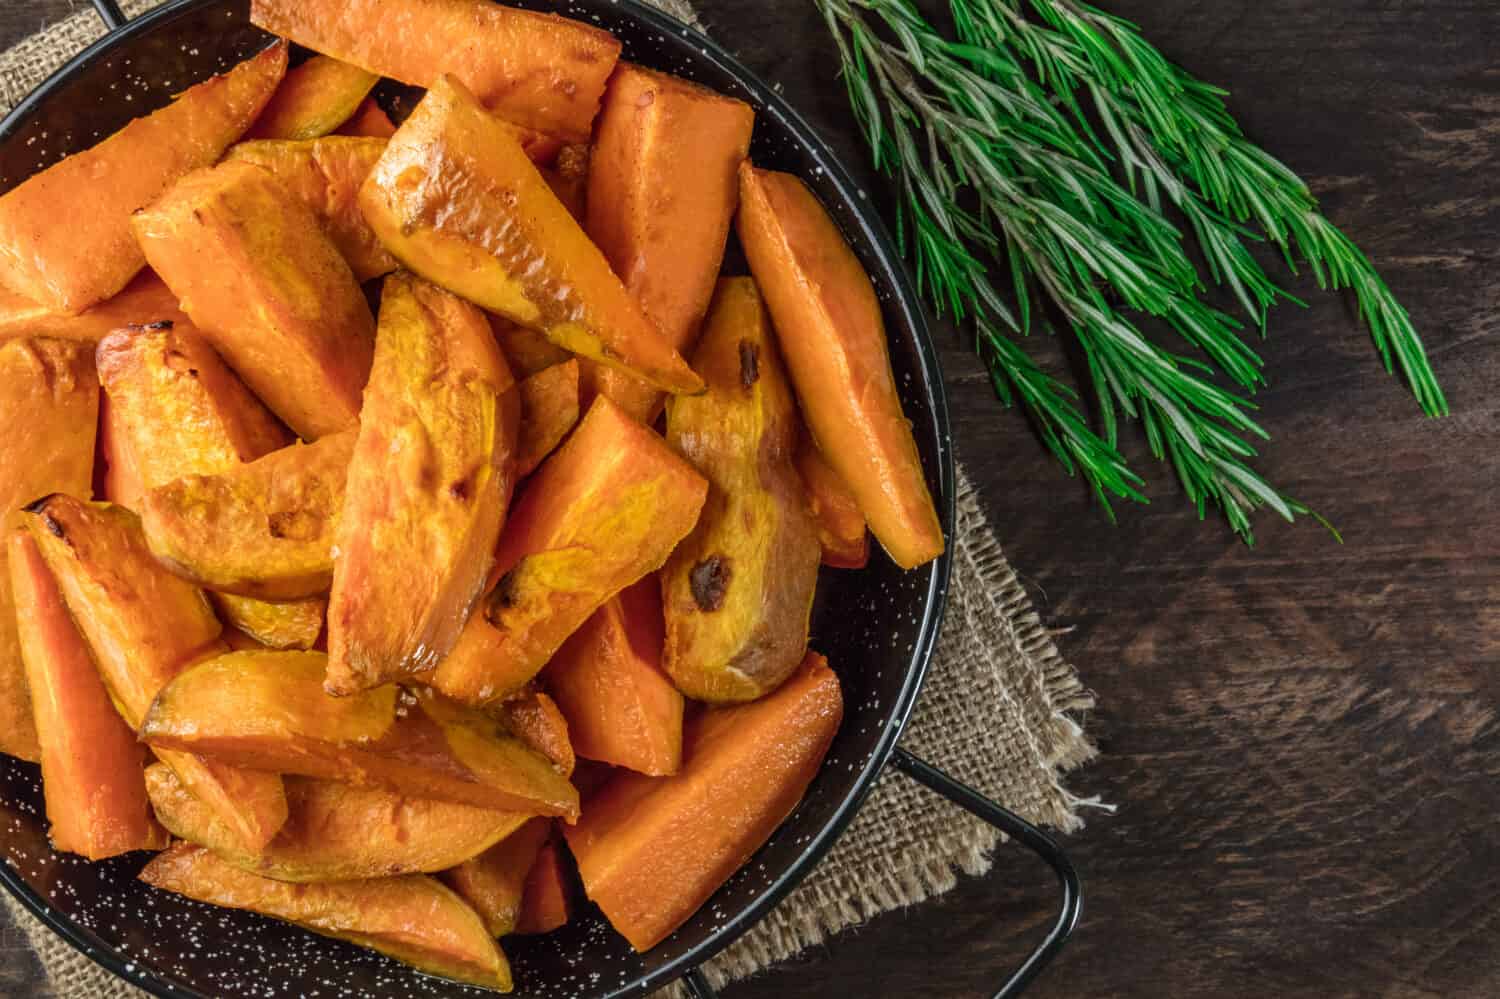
<box><xmin>3</xmin><ymin>1</ymin><xmax>1498</xmax><ymax>997</ymax></box>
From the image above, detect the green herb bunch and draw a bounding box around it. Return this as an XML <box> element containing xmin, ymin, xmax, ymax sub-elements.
<box><xmin>815</xmin><ymin>0</ymin><xmax>1446</xmax><ymax>540</ymax></box>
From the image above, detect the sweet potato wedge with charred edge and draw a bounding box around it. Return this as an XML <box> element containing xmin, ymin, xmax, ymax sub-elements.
<box><xmin>9</xmin><ymin>532</ymin><xmax>167</xmax><ymax>858</ymax></box>
<box><xmin>565</xmin><ymin>652</ymin><xmax>842</xmax><ymax>951</ymax></box>
<box><xmin>516</xmin><ymin>360</ymin><xmax>580</xmax><ymax>477</ymax></box>
<box><xmin>359</xmin><ymin>75</ymin><xmax>703</xmax><ymax>396</ymax></box>
<box><xmin>141</xmin><ymin>844</ymin><xmax>512</xmax><ymax>991</ymax></box>
<box><xmin>514</xmin><ymin>836</ymin><xmax>574</xmax><ymax>935</ymax></box>
<box><xmin>325</xmin><ymin>274</ymin><xmax>518</xmax><ymax>696</ymax></box>
<box><xmin>662</xmin><ymin>277</ymin><xmax>820</xmax><ymax>703</ymax></box>
<box><xmin>225</xmin><ymin>138</ymin><xmax>397</xmax><ymax>281</ymax></box>
<box><xmin>247</xmin><ymin>54</ymin><xmax>378</xmax><ymax>141</ymax></box>
<box><xmin>736</xmin><ymin>164</ymin><xmax>944</xmax><ymax>569</ymax></box>
<box><xmin>0</xmin><ymin>272</ymin><xmax>189</xmax><ymax>344</ymax></box>
<box><xmin>582</xmin><ymin>63</ymin><xmax>754</xmax><ymax>422</ymax></box>
<box><xmin>141</xmin><ymin>651</ymin><xmax>578</xmax><ymax>820</ymax></box>
<box><xmin>251</xmin><ymin>0</ymin><xmax>619</xmax><ymax>144</ymax></box>
<box><xmin>0</xmin><ymin>42</ymin><xmax>287</xmax><ymax>315</ymax></box>
<box><xmin>441</xmin><ymin>817</ymin><xmax>552</xmax><ymax>938</ymax></box>
<box><xmin>134</xmin><ymin>159</ymin><xmax>375</xmax><ymax>440</ymax></box>
<box><xmin>795</xmin><ymin>440</ymin><xmax>870</xmax><ymax>569</ymax></box>
<box><xmin>418</xmin><ymin>396</ymin><xmax>708</xmax><ymax>706</ymax></box>
<box><xmin>544</xmin><ymin>578</ymin><xmax>683</xmax><ymax>776</ymax></box>
<box><xmin>142</xmin><ymin>430</ymin><xmax>355</xmax><ymax>602</ymax></box>
<box><xmin>23</xmin><ymin>496</ymin><xmax>288</xmax><ymax>851</ymax></box>
<box><xmin>0</xmin><ymin>338</ymin><xmax>98</xmax><ymax>762</ymax></box>
<box><xmin>146</xmin><ymin>764</ymin><xmax>527</xmax><ymax>883</ymax></box>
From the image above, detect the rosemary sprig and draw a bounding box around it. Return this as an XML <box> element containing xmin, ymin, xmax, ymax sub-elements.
<box><xmin>815</xmin><ymin>0</ymin><xmax>1446</xmax><ymax>540</ymax></box>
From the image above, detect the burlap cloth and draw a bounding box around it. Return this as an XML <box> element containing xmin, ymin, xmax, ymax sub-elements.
<box><xmin>0</xmin><ymin>1</ymin><xmax>1103</xmax><ymax>995</ymax></box>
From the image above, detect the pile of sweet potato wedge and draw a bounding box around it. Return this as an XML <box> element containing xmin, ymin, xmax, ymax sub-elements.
<box><xmin>0</xmin><ymin>0</ymin><xmax>943</xmax><ymax>990</ymax></box>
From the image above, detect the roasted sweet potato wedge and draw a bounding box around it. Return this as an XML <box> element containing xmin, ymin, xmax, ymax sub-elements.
<box><xmin>662</xmin><ymin>278</ymin><xmax>820</xmax><ymax>702</ymax></box>
<box><xmin>326</xmin><ymin>274</ymin><xmax>518</xmax><ymax>696</ymax></box>
<box><xmin>141</xmin><ymin>843</ymin><xmax>512</xmax><ymax>991</ymax></box>
<box><xmin>419</xmin><ymin>396</ymin><xmax>708</xmax><ymax>705</ymax></box>
<box><xmin>583</xmin><ymin>64</ymin><xmax>754</xmax><ymax>422</ymax></box>
<box><xmin>141</xmin><ymin>651</ymin><xmax>579</xmax><ymax>819</ymax></box>
<box><xmin>0</xmin><ymin>271</ymin><xmax>188</xmax><ymax>344</ymax></box>
<box><xmin>493</xmin><ymin>691</ymin><xmax>575</xmax><ymax>779</ymax></box>
<box><xmin>96</xmin><ymin>320</ymin><xmax>291</xmax><ymax>511</ymax></box>
<box><xmin>514</xmin><ymin>837</ymin><xmax>574</xmax><ymax>935</ymax></box>
<box><xmin>212</xmin><ymin>594</ymin><xmax>326</xmax><ymax>652</ymax></box>
<box><xmin>0</xmin><ymin>338</ymin><xmax>98</xmax><ymax>762</ymax></box>
<box><xmin>545</xmin><ymin>579</ymin><xmax>682</xmax><ymax>776</ymax></box>
<box><xmin>142</xmin><ymin>430</ymin><xmax>354</xmax><ymax>601</ymax></box>
<box><xmin>337</xmin><ymin>97</ymin><xmax>396</xmax><ymax>139</ymax></box>
<box><xmin>795</xmin><ymin>440</ymin><xmax>869</xmax><ymax>569</ymax></box>
<box><xmin>565</xmin><ymin>651</ymin><xmax>841</xmax><ymax>951</ymax></box>
<box><xmin>147</xmin><ymin>764</ymin><xmax>526</xmax><ymax>882</ymax></box>
<box><xmin>9</xmin><ymin>532</ymin><xmax>167</xmax><ymax>858</ymax></box>
<box><xmin>133</xmin><ymin>159</ymin><xmax>375</xmax><ymax>440</ymax></box>
<box><xmin>251</xmin><ymin>0</ymin><xmax>619</xmax><ymax>143</ymax></box>
<box><xmin>490</xmin><ymin>316</ymin><xmax>571</xmax><ymax>379</ymax></box>
<box><xmin>23</xmin><ymin>496</ymin><xmax>288</xmax><ymax>851</ymax></box>
<box><xmin>247</xmin><ymin>54</ymin><xmax>378</xmax><ymax>141</ymax></box>
<box><xmin>0</xmin><ymin>42</ymin><xmax>286</xmax><ymax>315</ymax></box>
<box><xmin>516</xmin><ymin>360</ymin><xmax>580</xmax><ymax>477</ymax></box>
<box><xmin>225</xmin><ymin>137</ymin><xmax>397</xmax><ymax>281</ymax></box>
<box><xmin>736</xmin><ymin>164</ymin><xmax>944</xmax><ymax>569</ymax></box>
<box><xmin>441</xmin><ymin>816</ymin><xmax>551</xmax><ymax>938</ymax></box>
<box><xmin>359</xmin><ymin>75</ymin><xmax>703</xmax><ymax>396</ymax></box>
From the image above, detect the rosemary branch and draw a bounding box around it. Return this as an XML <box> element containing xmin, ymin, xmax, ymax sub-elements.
<box><xmin>815</xmin><ymin>0</ymin><xmax>1445</xmax><ymax>540</ymax></box>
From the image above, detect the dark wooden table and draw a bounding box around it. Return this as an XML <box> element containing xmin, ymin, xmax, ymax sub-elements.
<box><xmin>3</xmin><ymin>1</ymin><xmax>1498</xmax><ymax>996</ymax></box>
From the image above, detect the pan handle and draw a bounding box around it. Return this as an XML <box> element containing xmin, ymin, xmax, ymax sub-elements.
<box><xmin>90</xmin><ymin>0</ymin><xmax>129</xmax><ymax>31</ymax></box>
<box><xmin>676</xmin><ymin>747</ymin><xmax>1082</xmax><ymax>998</ymax></box>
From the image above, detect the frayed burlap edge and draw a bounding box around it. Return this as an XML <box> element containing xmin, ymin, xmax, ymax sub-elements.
<box><xmin>0</xmin><ymin>4</ymin><xmax>1103</xmax><ymax>997</ymax></box>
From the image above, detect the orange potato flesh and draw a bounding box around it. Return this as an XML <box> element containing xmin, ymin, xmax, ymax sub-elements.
<box><xmin>141</xmin><ymin>651</ymin><xmax>579</xmax><ymax>820</ymax></box>
<box><xmin>225</xmin><ymin>137</ymin><xmax>397</xmax><ymax>282</ymax></box>
<box><xmin>564</xmin><ymin>651</ymin><xmax>841</xmax><ymax>951</ymax></box>
<box><xmin>516</xmin><ymin>360</ymin><xmax>580</xmax><ymax>477</ymax></box>
<box><xmin>418</xmin><ymin>396</ymin><xmax>708</xmax><ymax>705</ymax></box>
<box><xmin>142</xmin><ymin>430</ymin><xmax>355</xmax><ymax>601</ymax></box>
<box><xmin>0</xmin><ymin>271</ymin><xmax>189</xmax><ymax>344</ymax></box>
<box><xmin>582</xmin><ymin>64</ymin><xmax>755</xmax><ymax>422</ymax></box>
<box><xmin>795</xmin><ymin>440</ymin><xmax>870</xmax><ymax>569</ymax></box>
<box><xmin>494</xmin><ymin>691</ymin><xmax>575</xmax><ymax>779</ymax></box>
<box><xmin>95</xmin><ymin>320</ymin><xmax>292</xmax><ymax>512</ymax></box>
<box><xmin>541</xmin><ymin>143</ymin><xmax>589</xmax><ymax>223</ymax></box>
<box><xmin>0</xmin><ymin>339</ymin><xmax>98</xmax><ymax>762</ymax></box>
<box><xmin>0</xmin><ymin>42</ymin><xmax>287</xmax><ymax>315</ymax></box>
<box><xmin>250</xmin><ymin>0</ymin><xmax>619</xmax><ymax>144</ymax></box>
<box><xmin>133</xmin><ymin>159</ymin><xmax>375</xmax><ymax>440</ymax></box>
<box><xmin>210</xmin><ymin>594</ymin><xmax>326</xmax><ymax>652</ymax></box>
<box><xmin>544</xmin><ymin>579</ymin><xmax>683</xmax><ymax>777</ymax></box>
<box><xmin>326</xmin><ymin>274</ymin><xmax>518</xmax><ymax>696</ymax></box>
<box><xmin>490</xmin><ymin>316</ymin><xmax>571</xmax><ymax>379</ymax></box>
<box><xmin>441</xmin><ymin>816</ymin><xmax>551</xmax><ymax>938</ymax></box>
<box><xmin>337</xmin><ymin>97</ymin><xmax>397</xmax><ymax>139</ymax></box>
<box><xmin>146</xmin><ymin>764</ymin><xmax>526</xmax><ymax>882</ymax></box>
<box><xmin>247</xmin><ymin>54</ymin><xmax>379</xmax><ymax>141</ymax></box>
<box><xmin>9</xmin><ymin>532</ymin><xmax>167</xmax><ymax>858</ymax></box>
<box><xmin>661</xmin><ymin>278</ymin><xmax>820</xmax><ymax>703</ymax></box>
<box><xmin>736</xmin><ymin>164</ymin><xmax>944</xmax><ymax>569</ymax></box>
<box><xmin>358</xmin><ymin>75</ymin><xmax>704</xmax><ymax>396</ymax></box>
<box><xmin>22</xmin><ymin>496</ymin><xmax>288</xmax><ymax>851</ymax></box>
<box><xmin>141</xmin><ymin>843</ymin><xmax>512</xmax><ymax>991</ymax></box>
<box><xmin>514</xmin><ymin>837</ymin><xmax>573</xmax><ymax>936</ymax></box>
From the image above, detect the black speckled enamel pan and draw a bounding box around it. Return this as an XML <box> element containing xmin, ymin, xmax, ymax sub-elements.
<box><xmin>0</xmin><ymin>2</ymin><xmax>1079</xmax><ymax>995</ymax></box>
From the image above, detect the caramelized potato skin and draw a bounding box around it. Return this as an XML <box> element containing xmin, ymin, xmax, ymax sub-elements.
<box><xmin>251</xmin><ymin>0</ymin><xmax>620</xmax><ymax>143</ymax></box>
<box><xmin>247</xmin><ymin>54</ymin><xmax>379</xmax><ymax>141</ymax></box>
<box><xmin>564</xmin><ymin>653</ymin><xmax>842</xmax><ymax>951</ymax></box>
<box><xmin>0</xmin><ymin>338</ymin><xmax>97</xmax><ymax>762</ymax></box>
<box><xmin>582</xmin><ymin>64</ymin><xmax>755</xmax><ymax>421</ymax></box>
<box><xmin>325</xmin><ymin>274</ymin><xmax>518</xmax><ymax>696</ymax></box>
<box><xmin>133</xmin><ymin>159</ymin><xmax>375</xmax><ymax>440</ymax></box>
<box><xmin>358</xmin><ymin>75</ymin><xmax>703</xmax><ymax>396</ymax></box>
<box><xmin>736</xmin><ymin>164</ymin><xmax>944</xmax><ymax>569</ymax></box>
<box><xmin>662</xmin><ymin>278</ymin><xmax>821</xmax><ymax>703</ymax></box>
<box><xmin>0</xmin><ymin>43</ymin><xmax>287</xmax><ymax>315</ymax></box>
<box><xmin>141</xmin><ymin>843</ymin><xmax>512</xmax><ymax>990</ymax></box>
